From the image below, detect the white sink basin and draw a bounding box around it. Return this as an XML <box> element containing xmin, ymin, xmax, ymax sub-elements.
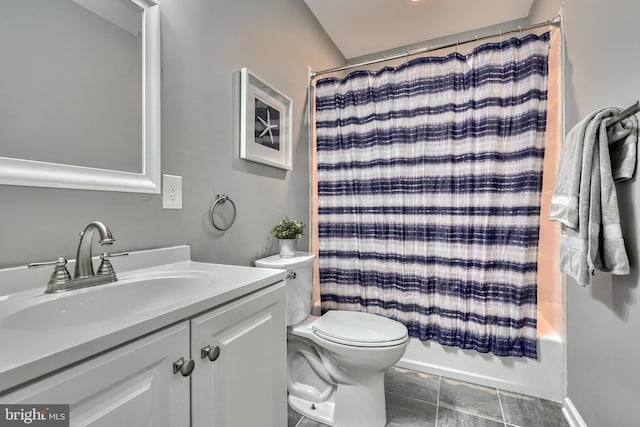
<box><xmin>2</xmin><ymin>271</ymin><xmax>217</xmax><ymax>330</ymax></box>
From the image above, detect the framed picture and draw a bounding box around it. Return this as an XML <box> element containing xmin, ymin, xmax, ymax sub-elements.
<box><xmin>239</xmin><ymin>68</ymin><xmax>293</xmax><ymax>170</ymax></box>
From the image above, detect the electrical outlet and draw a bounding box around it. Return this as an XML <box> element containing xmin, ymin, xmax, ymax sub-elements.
<box><xmin>162</xmin><ymin>174</ymin><xmax>182</xmax><ymax>209</ymax></box>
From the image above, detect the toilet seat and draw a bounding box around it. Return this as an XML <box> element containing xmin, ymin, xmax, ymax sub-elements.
<box><xmin>312</xmin><ymin>310</ymin><xmax>408</xmax><ymax>348</ymax></box>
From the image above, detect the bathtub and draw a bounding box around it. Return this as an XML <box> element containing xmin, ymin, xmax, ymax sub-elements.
<box><xmin>396</xmin><ymin>310</ymin><xmax>565</xmax><ymax>402</ymax></box>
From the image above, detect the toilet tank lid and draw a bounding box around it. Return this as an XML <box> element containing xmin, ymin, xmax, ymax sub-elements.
<box><xmin>312</xmin><ymin>310</ymin><xmax>408</xmax><ymax>345</ymax></box>
<box><xmin>255</xmin><ymin>252</ymin><xmax>316</xmax><ymax>269</ymax></box>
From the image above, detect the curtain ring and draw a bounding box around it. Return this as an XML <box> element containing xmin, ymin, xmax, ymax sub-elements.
<box><xmin>210</xmin><ymin>194</ymin><xmax>237</xmax><ymax>231</ymax></box>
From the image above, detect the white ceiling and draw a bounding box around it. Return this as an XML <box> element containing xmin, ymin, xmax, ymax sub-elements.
<box><xmin>304</xmin><ymin>0</ymin><xmax>535</xmax><ymax>59</ymax></box>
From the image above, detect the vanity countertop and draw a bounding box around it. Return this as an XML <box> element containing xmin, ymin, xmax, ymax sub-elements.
<box><xmin>0</xmin><ymin>246</ymin><xmax>286</xmax><ymax>394</ymax></box>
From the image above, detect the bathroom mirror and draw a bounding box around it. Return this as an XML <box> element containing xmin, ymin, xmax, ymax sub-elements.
<box><xmin>0</xmin><ymin>0</ymin><xmax>160</xmax><ymax>193</ymax></box>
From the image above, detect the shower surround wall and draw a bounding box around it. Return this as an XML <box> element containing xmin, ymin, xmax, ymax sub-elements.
<box><xmin>537</xmin><ymin>29</ymin><xmax>563</xmax><ymax>339</ymax></box>
<box><xmin>0</xmin><ymin>0</ymin><xmax>344</xmax><ymax>269</ymax></box>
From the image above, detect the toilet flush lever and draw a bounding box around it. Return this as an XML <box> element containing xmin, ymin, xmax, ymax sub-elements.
<box><xmin>287</xmin><ymin>272</ymin><xmax>297</xmax><ymax>280</ymax></box>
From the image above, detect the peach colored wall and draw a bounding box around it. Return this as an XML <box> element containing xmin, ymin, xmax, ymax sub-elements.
<box><xmin>536</xmin><ymin>28</ymin><xmax>563</xmax><ymax>337</ymax></box>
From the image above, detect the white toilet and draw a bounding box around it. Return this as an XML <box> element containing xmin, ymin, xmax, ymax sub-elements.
<box><xmin>255</xmin><ymin>252</ymin><xmax>408</xmax><ymax>427</ymax></box>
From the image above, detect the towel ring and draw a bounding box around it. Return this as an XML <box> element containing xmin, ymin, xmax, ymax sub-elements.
<box><xmin>210</xmin><ymin>194</ymin><xmax>236</xmax><ymax>231</ymax></box>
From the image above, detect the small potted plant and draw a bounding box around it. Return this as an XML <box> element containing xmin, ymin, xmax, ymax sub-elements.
<box><xmin>271</xmin><ymin>217</ymin><xmax>305</xmax><ymax>258</ymax></box>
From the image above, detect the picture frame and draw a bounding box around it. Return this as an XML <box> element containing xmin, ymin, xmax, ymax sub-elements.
<box><xmin>239</xmin><ymin>67</ymin><xmax>293</xmax><ymax>170</ymax></box>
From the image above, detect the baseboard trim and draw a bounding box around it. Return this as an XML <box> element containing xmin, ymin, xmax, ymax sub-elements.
<box><xmin>562</xmin><ymin>397</ymin><xmax>587</xmax><ymax>427</ymax></box>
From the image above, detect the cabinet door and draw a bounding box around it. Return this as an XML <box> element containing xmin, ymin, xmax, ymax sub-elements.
<box><xmin>191</xmin><ymin>282</ymin><xmax>286</xmax><ymax>427</ymax></box>
<box><xmin>1</xmin><ymin>322</ymin><xmax>191</xmax><ymax>427</ymax></box>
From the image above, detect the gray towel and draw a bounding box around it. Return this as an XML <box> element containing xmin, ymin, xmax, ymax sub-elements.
<box><xmin>548</xmin><ymin>107</ymin><xmax>638</xmax><ymax>286</ymax></box>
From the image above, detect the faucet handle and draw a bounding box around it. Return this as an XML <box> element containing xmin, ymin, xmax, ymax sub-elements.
<box><xmin>28</xmin><ymin>257</ymin><xmax>72</xmax><ymax>288</ymax></box>
<box><xmin>97</xmin><ymin>252</ymin><xmax>128</xmax><ymax>277</ymax></box>
<box><xmin>28</xmin><ymin>257</ymin><xmax>67</xmax><ymax>269</ymax></box>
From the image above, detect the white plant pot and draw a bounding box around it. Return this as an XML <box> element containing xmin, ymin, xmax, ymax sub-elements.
<box><xmin>278</xmin><ymin>239</ymin><xmax>297</xmax><ymax>258</ymax></box>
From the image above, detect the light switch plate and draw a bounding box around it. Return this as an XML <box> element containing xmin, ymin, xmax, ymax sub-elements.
<box><xmin>162</xmin><ymin>174</ymin><xmax>182</xmax><ymax>209</ymax></box>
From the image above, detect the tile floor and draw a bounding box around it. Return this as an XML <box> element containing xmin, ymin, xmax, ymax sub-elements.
<box><xmin>288</xmin><ymin>366</ymin><xmax>568</xmax><ymax>427</ymax></box>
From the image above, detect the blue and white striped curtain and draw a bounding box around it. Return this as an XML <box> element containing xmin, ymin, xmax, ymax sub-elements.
<box><xmin>315</xmin><ymin>33</ymin><xmax>550</xmax><ymax>358</ymax></box>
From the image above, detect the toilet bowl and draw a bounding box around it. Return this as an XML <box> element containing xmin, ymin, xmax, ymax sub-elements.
<box><xmin>255</xmin><ymin>252</ymin><xmax>408</xmax><ymax>427</ymax></box>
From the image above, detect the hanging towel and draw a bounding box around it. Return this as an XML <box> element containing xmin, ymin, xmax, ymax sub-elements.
<box><xmin>549</xmin><ymin>107</ymin><xmax>638</xmax><ymax>286</ymax></box>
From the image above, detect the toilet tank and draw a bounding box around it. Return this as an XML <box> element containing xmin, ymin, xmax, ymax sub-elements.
<box><xmin>255</xmin><ymin>252</ymin><xmax>316</xmax><ymax>326</ymax></box>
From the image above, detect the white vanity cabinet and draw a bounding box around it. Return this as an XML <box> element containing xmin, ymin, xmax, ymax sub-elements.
<box><xmin>191</xmin><ymin>281</ymin><xmax>287</xmax><ymax>427</ymax></box>
<box><xmin>0</xmin><ymin>281</ymin><xmax>286</xmax><ymax>427</ymax></box>
<box><xmin>1</xmin><ymin>321</ymin><xmax>192</xmax><ymax>426</ymax></box>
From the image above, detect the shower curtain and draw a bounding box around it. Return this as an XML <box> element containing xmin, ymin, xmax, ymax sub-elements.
<box><xmin>314</xmin><ymin>33</ymin><xmax>550</xmax><ymax>358</ymax></box>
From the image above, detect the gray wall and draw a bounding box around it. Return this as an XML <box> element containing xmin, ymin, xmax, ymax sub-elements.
<box><xmin>0</xmin><ymin>0</ymin><xmax>343</xmax><ymax>269</ymax></box>
<box><xmin>558</xmin><ymin>1</ymin><xmax>640</xmax><ymax>425</ymax></box>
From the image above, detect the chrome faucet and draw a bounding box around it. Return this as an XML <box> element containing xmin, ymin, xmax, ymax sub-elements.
<box><xmin>28</xmin><ymin>221</ymin><xmax>127</xmax><ymax>293</ymax></box>
<box><xmin>74</xmin><ymin>221</ymin><xmax>115</xmax><ymax>278</ymax></box>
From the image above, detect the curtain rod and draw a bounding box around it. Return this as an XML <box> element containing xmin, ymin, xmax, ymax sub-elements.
<box><xmin>310</xmin><ymin>15</ymin><xmax>561</xmax><ymax>78</ymax></box>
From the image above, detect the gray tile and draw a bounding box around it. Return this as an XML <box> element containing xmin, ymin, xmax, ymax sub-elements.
<box><xmin>385</xmin><ymin>392</ymin><xmax>437</xmax><ymax>426</ymax></box>
<box><xmin>499</xmin><ymin>390</ymin><xmax>568</xmax><ymax>427</ymax></box>
<box><xmin>437</xmin><ymin>407</ymin><xmax>505</xmax><ymax>427</ymax></box>
<box><xmin>385</xmin><ymin>366</ymin><xmax>440</xmax><ymax>404</ymax></box>
<box><xmin>297</xmin><ymin>417</ymin><xmax>330</xmax><ymax>427</ymax></box>
<box><xmin>439</xmin><ymin>377</ymin><xmax>503</xmax><ymax>421</ymax></box>
<box><xmin>288</xmin><ymin>404</ymin><xmax>303</xmax><ymax>427</ymax></box>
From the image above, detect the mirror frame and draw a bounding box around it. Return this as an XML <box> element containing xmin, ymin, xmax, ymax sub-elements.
<box><xmin>0</xmin><ymin>0</ymin><xmax>161</xmax><ymax>193</ymax></box>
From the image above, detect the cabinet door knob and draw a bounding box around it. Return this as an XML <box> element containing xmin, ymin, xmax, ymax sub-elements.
<box><xmin>201</xmin><ymin>345</ymin><xmax>221</xmax><ymax>362</ymax></box>
<box><xmin>173</xmin><ymin>357</ymin><xmax>195</xmax><ymax>377</ymax></box>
